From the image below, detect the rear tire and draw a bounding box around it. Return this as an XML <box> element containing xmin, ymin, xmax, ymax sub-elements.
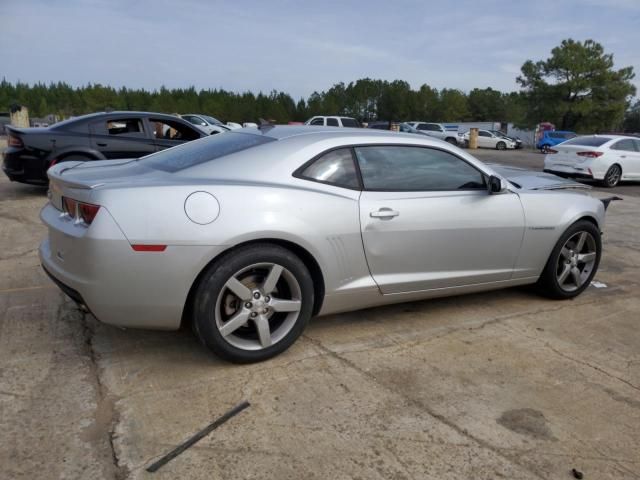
<box><xmin>496</xmin><ymin>141</ymin><xmax>506</xmax><ymax>150</ymax></box>
<box><xmin>601</xmin><ymin>164</ymin><xmax>622</xmax><ymax>188</ymax></box>
<box><xmin>536</xmin><ymin>220</ymin><xmax>601</xmax><ymax>299</ymax></box>
<box><xmin>445</xmin><ymin>137</ymin><xmax>458</xmax><ymax>146</ymax></box>
<box><xmin>192</xmin><ymin>243</ymin><xmax>314</xmax><ymax>363</ymax></box>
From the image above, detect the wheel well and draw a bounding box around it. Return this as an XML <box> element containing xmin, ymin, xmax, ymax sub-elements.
<box><xmin>180</xmin><ymin>238</ymin><xmax>326</xmax><ymax>329</ymax></box>
<box><xmin>577</xmin><ymin>215</ymin><xmax>599</xmax><ymax>230</ymax></box>
<box><xmin>57</xmin><ymin>152</ymin><xmax>98</xmax><ymax>163</ymax></box>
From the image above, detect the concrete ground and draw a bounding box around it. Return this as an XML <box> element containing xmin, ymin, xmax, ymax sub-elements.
<box><xmin>1</xmin><ymin>147</ymin><xmax>639</xmax><ymax>479</ymax></box>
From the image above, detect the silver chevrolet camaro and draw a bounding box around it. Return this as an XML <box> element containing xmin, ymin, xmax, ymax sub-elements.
<box><xmin>40</xmin><ymin>126</ymin><xmax>609</xmax><ymax>362</ymax></box>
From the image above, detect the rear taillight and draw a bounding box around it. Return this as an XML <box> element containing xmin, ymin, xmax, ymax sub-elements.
<box><xmin>62</xmin><ymin>196</ymin><xmax>100</xmax><ymax>225</ymax></box>
<box><xmin>79</xmin><ymin>203</ymin><xmax>100</xmax><ymax>224</ymax></box>
<box><xmin>8</xmin><ymin>134</ymin><xmax>24</xmax><ymax>148</ymax></box>
<box><xmin>577</xmin><ymin>151</ymin><xmax>603</xmax><ymax>158</ymax></box>
<box><xmin>63</xmin><ymin>197</ymin><xmax>77</xmax><ymax>216</ymax></box>
<box><xmin>547</xmin><ymin>149</ymin><xmax>558</xmax><ymax>154</ymax></box>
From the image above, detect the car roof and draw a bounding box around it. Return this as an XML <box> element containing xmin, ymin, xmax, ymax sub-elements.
<box><xmin>51</xmin><ymin>111</ymin><xmax>184</xmax><ymax>130</ymax></box>
<box><xmin>240</xmin><ymin>125</ymin><xmax>413</xmax><ymax>140</ymax></box>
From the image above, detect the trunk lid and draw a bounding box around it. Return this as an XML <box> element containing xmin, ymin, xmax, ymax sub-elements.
<box><xmin>548</xmin><ymin>144</ymin><xmax>603</xmax><ymax>166</ymax></box>
<box><xmin>47</xmin><ymin>159</ymin><xmax>163</xmax><ymax>210</ymax></box>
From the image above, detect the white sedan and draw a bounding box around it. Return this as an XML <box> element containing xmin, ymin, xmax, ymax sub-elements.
<box><xmin>544</xmin><ymin>135</ymin><xmax>640</xmax><ymax>187</ymax></box>
<box><xmin>181</xmin><ymin>114</ymin><xmax>230</xmax><ymax>135</ymax></box>
<box><xmin>460</xmin><ymin>129</ymin><xmax>517</xmax><ymax>150</ymax></box>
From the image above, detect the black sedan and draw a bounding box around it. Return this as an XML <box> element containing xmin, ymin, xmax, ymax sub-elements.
<box><xmin>2</xmin><ymin>111</ymin><xmax>207</xmax><ymax>185</ymax></box>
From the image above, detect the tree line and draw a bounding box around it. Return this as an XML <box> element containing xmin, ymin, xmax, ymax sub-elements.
<box><xmin>0</xmin><ymin>39</ymin><xmax>637</xmax><ymax>133</ymax></box>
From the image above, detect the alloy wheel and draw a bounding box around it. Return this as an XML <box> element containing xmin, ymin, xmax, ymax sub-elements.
<box><xmin>555</xmin><ymin>231</ymin><xmax>597</xmax><ymax>292</ymax></box>
<box><xmin>605</xmin><ymin>165</ymin><xmax>621</xmax><ymax>187</ymax></box>
<box><xmin>215</xmin><ymin>263</ymin><xmax>302</xmax><ymax>350</ymax></box>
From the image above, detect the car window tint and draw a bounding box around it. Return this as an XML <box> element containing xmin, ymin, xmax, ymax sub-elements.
<box><xmin>310</xmin><ymin>118</ymin><xmax>324</xmax><ymax>126</ymax></box>
<box><xmin>150</xmin><ymin>118</ymin><xmax>201</xmax><ymax>141</ymax></box>
<box><xmin>425</xmin><ymin>124</ymin><xmax>441</xmax><ymax>131</ymax></box>
<box><xmin>140</xmin><ymin>132</ymin><xmax>274</xmax><ymax>172</ymax></box>
<box><xmin>354</xmin><ymin>146</ymin><xmax>485</xmax><ymax>191</ymax></box>
<box><xmin>107</xmin><ymin>118</ymin><xmax>145</xmax><ymax>137</ymax></box>
<box><xmin>300</xmin><ymin>148</ymin><xmax>359</xmax><ymax>188</ymax></box>
<box><xmin>340</xmin><ymin>118</ymin><xmax>360</xmax><ymax>128</ymax></box>
<box><xmin>563</xmin><ymin>137</ymin><xmax>611</xmax><ymax>147</ymax></box>
<box><xmin>611</xmin><ymin>139</ymin><xmax>638</xmax><ymax>152</ymax></box>
<box><xmin>478</xmin><ymin>131</ymin><xmax>491</xmax><ymax>137</ymax></box>
<box><xmin>326</xmin><ymin>118</ymin><xmax>339</xmax><ymax>127</ymax></box>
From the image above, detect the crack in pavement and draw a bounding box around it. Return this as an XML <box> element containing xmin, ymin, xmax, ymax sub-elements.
<box><xmin>79</xmin><ymin>311</ymin><xmax>130</xmax><ymax>480</ymax></box>
<box><xmin>302</xmin><ymin>334</ymin><xmax>548</xmax><ymax>480</ymax></box>
<box><xmin>546</xmin><ymin>344</ymin><xmax>640</xmax><ymax>392</ymax></box>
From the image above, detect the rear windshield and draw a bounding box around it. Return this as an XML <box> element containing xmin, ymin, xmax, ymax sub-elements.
<box><xmin>140</xmin><ymin>132</ymin><xmax>275</xmax><ymax>172</ymax></box>
<box><xmin>562</xmin><ymin>137</ymin><xmax>611</xmax><ymax>147</ymax></box>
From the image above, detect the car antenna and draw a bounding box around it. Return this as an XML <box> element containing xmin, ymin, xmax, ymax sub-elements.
<box><xmin>258</xmin><ymin>118</ymin><xmax>275</xmax><ymax>132</ymax></box>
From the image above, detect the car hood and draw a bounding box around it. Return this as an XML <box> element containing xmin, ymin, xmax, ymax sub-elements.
<box><xmin>487</xmin><ymin>163</ymin><xmax>590</xmax><ymax>190</ymax></box>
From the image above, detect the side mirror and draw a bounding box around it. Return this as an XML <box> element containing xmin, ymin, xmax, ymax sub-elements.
<box><xmin>488</xmin><ymin>175</ymin><xmax>505</xmax><ymax>194</ymax></box>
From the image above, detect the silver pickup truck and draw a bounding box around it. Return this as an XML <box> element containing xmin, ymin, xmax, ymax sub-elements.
<box><xmin>407</xmin><ymin>122</ymin><xmax>459</xmax><ymax>145</ymax></box>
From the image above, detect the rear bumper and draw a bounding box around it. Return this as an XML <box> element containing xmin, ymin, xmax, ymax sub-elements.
<box><xmin>2</xmin><ymin>149</ymin><xmax>48</xmax><ymax>184</ymax></box>
<box><xmin>39</xmin><ymin>202</ymin><xmax>224</xmax><ymax>330</ymax></box>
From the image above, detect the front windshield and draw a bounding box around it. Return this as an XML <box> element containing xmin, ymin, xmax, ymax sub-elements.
<box><xmin>202</xmin><ymin>115</ymin><xmax>224</xmax><ymax>126</ymax></box>
<box><xmin>399</xmin><ymin>122</ymin><xmax>418</xmax><ymax>133</ymax></box>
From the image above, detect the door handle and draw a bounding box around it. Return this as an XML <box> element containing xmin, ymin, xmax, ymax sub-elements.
<box><xmin>370</xmin><ymin>208</ymin><xmax>399</xmax><ymax>219</ymax></box>
<box><xmin>619</xmin><ymin>155</ymin><xmax>626</xmax><ymax>158</ymax></box>
<box><xmin>96</xmin><ymin>142</ymin><xmax>107</xmax><ymax>147</ymax></box>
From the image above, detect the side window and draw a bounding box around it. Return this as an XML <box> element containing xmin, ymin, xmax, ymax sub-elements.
<box><xmin>106</xmin><ymin>118</ymin><xmax>145</xmax><ymax>137</ymax></box>
<box><xmin>340</xmin><ymin>118</ymin><xmax>360</xmax><ymax>128</ymax></box>
<box><xmin>327</xmin><ymin>118</ymin><xmax>339</xmax><ymax>127</ymax></box>
<box><xmin>611</xmin><ymin>139</ymin><xmax>638</xmax><ymax>152</ymax></box>
<box><xmin>150</xmin><ymin>118</ymin><xmax>201</xmax><ymax>141</ymax></box>
<box><xmin>425</xmin><ymin>124</ymin><xmax>441</xmax><ymax>131</ymax></box>
<box><xmin>354</xmin><ymin>146</ymin><xmax>486</xmax><ymax>191</ymax></box>
<box><xmin>478</xmin><ymin>131</ymin><xmax>491</xmax><ymax>137</ymax></box>
<box><xmin>298</xmin><ymin>148</ymin><xmax>359</xmax><ymax>189</ymax></box>
<box><xmin>635</xmin><ymin>140</ymin><xmax>640</xmax><ymax>152</ymax></box>
<box><xmin>416</xmin><ymin>124</ymin><xmax>429</xmax><ymax>130</ymax></box>
<box><xmin>310</xmin><ymin>118</ymin><xmax>324</xmax><ymax>126</ymax></box>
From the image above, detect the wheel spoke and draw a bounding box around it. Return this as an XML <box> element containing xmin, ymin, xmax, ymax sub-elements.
<box><xmin>270</xmin><ymin>297</ymin><xmax>302</xmax><ymax>312</ymax></box>
<box><xmin>224</xmin><ymin>277</ymin><xmax>252</xmax><ymax>301</ymax></box>
<box><xmin>560</xmin><ymin>247</ymin><xmax>571</xmax><ymax>259</ymax></box>
<box><xmin>254</xmin><ymin>316</ymin><xmax>272</xmax><ymax>347</ymax></box>
<box><xmin>262</xmin><ymin>264</ymin><xmax>283</xmax><ymax>294</ymax></box>
<box><xmin>219</xmin><ymin>310</ymin><xmax>250</xmax><ymax>337</ymax></box>
<box><xmin>575</xmin><ymin>232</ymin><xmax>587</xmax><ymax>252</ymax></box>
<box><xmin>558</xmin><ymin>264</ymin><xmax>571</xmax><ymax>284</ymax></box>
<box><xmin>578</xmin><ymin>252</ymin><xmax>596</xmax><ymax>263</ymax></box>
<box><xmin>571</xmin><ymin>267</ymin><xmax>582</xmax><ymax>287</ymax></box>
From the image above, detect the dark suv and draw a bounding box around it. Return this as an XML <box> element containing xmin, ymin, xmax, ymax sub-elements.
<box><xmin>2</xmin><ymin>111</ymin><xmax>206</xmax><ymax>185</ymax></box>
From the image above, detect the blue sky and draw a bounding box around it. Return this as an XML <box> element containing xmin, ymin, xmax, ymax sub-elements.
<box><xmin>1</xmin><ymin>0</ymin><xmax>639</xmax><ymax>99</ymax></box>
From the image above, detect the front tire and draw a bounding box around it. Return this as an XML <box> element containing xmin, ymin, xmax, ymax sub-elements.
<box><xmin>602</xmin><ymin>164</ymin><xmax>622</xmax><ymax>188</ymax></box>
<box><xmin>445</xmin><ymin>137</ymin><xmax>458</xmax><ymax>146</ymax></box>
<box><xmin>541</xmin><ymin>145</ymin><xmax>550</xmax><ymax>154</ymax></box>
<box><xmin>496</xmin><ymin>141</ymin><xmax>506</xmax><ymax>150</ymax></box>
<box><xmin>536</xmin><ymin>220</ymin><xmax>601</xmax><ymax>299</ymax></box>
<box><xmin>192</xmin><ymin>243</ymin><xmax>314</xmax><ymax>363</ymax></box>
